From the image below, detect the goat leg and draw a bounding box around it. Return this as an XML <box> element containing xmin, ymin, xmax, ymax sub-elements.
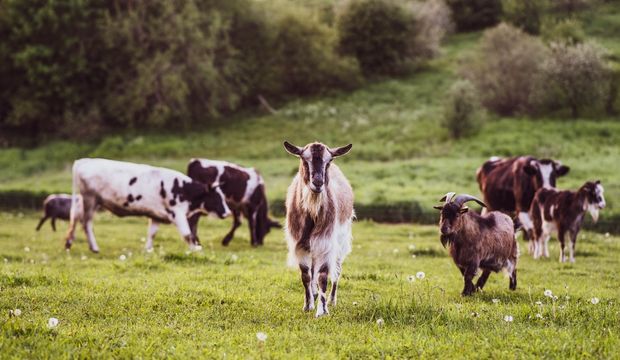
<box><xmin>475</xmin><ymin>269</ymin><xmax>491</xmax><ymax>291</ymax></box>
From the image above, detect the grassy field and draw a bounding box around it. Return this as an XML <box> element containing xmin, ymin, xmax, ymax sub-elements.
<box><xmin>1</xmin><ymin>212</ymin><xmax>618</xmax><ymax>358</ymax></box>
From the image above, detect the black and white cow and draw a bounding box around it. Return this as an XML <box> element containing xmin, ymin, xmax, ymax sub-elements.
<box><xmin>65</xmin><ymin>158</ymin><xmax>231</xmax><ymax>253</ymax></box>
<box><xmin>36</xmin><ymin>194</ymin><xmax>82</xmax><ymax>231</ymax></box>
<box><xmin>187</xmin><ymin>159</ymin><xmax>281</xmax><ymax>246</ymax></box>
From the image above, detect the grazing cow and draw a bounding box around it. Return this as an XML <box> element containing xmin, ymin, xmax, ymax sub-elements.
<box><xmin>36</xmin><ymin>194</ymin><xmax>82</xmax><ymax>231</ymax></box>
<box><xmin>434</xmin><ymin>193</ymin><xmax>519</xmax><ymax>296</ymax></box>
<box><xmin>530</xmin><ymin>180</ymin><xmax>606</xmax><ymax>262</ymax></box>
<box><xmin>284</xmin><ymin>141</ymin><xmax>354</xmax><ymax>317</ymax></box>
<box><xmin>476</xmin><ymin>156</ymin><xmax>570</xmax><ymax>240</ymax></box>
<box><xmin>65</xmin><ymin>158</ymin><xmax>231</xmax><ymax>253</ymax></box>
<box><xmin>187</xmin><ymin>159</ymin><xmax>281</xmax><ymax>246</ymax></box>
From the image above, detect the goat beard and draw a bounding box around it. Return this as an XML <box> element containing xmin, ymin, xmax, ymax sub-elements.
<box><xmin>440</xmin><ymin>234</ymin><xmax>454</xmax><ymax>248</ymax></box>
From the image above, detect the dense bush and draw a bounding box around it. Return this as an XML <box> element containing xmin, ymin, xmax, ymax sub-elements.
<box><xmin>446</xmin><ymin>0</ymin><xmax>502</xmax><ymax>32</ymax></box>
<box><xmin>552</xmin><ymin>0</ymin><xmax>593</xmax><ymax>13</ymax></box>
<box><xmin>502</xmin><ymin>0</ymin><xmax>546</xmax><ymax>34</ymax></box>
<box><xmin>442</xmin><ymin>80</ymin><xmax>483</xmax><ymax>139</ymax></box>
<box><xmin>542</xmin><ymin>18</ymin><xmax>586</xmax><ymax>44</ymax></box>
<box><xmin>337</xmin><ymin>0</ymin><xmax>417</xmax><ymax>75</ymax></box>
<box><xmin>461</xmin><ymin>23</ymin><xmax>547</xmax><ymax>115</ymax></box>
<box><xmin>410</xmin><ymin>0</ymin><xmax>454</xmax><ymax>59</ymax></box>
<box><xmin>536</xmin><ymin>41</ymin><xmax>610</xmax><ymax>118</ymax></box>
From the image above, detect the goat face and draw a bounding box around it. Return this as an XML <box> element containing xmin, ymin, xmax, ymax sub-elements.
<box><xmin>435</xmin><ymin>202</ymin><xmax>467</xmax><ymax>236</ymax></box>
<box><xmin>284</xmin><ymin>141</ymin><xmax>352</xmax><ymax>194</ymax></box>
<box><xmin>582</xmin><ymin>180</ymin><xmax>606</xmax><ymax>221</ymax></box>
<box><xmin>524</xmin><ymin>159</ymin><xmax>570</xmax><ymax>189</ymax></box>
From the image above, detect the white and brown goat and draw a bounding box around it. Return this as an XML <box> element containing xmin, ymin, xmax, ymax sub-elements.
<box><xmin>529</xmin><ymin>180</ymin><xmax>606</xmax><ymax>262</ymax></box>
<box><xmin>284</xmin><ymin>141</ymin><xmax>354</xmax><ymax>317</ymax></box>
<box><xmin>434</xmin><ymin>193</ymin><xmax>519</xmax><ymax>296</ymax></box>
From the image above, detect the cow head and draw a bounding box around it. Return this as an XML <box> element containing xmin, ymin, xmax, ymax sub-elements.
<box><xmin>433</xmin><ymin>192</ymin><xmax>486</xmax><ymax>247</ymax></box>
<box><xmin>284</xmin><ymin>141</ymin><xmax>352</xmax><ymax>194</ymax></box>
<box><xmin>580</xmin><ymin>180</ymin><xmax>606</xmax><ymax>222</ymax></box>
<box><xmin>523</xmin><ymin>159</ymin><xmax>570</xmax><ymax>189</ymax></box>
<box><xmin>183</xmin><ymin>181</ymin><xmax>231</xmax><ymax>219</ymax></box>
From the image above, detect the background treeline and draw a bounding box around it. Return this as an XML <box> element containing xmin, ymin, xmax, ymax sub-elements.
<box><xmin>0</xmin><ymin>0</ymin><xmax>618</xmax><ymax>145</ymax></box>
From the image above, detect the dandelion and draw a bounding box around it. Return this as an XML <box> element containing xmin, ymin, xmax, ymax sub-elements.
<box><xmin>416</xmin><ymin>271</ymin><xmax>425</xmax><ymax>280</ymax></box>
<box><xmin>565</xmin><ymin>295</ymin><xmax>570</xmax><ymax>300</ymax></box>
<box><xmin>503</xmin><ymin>315</ymin><xmax>514</xmax><ymax>322</ymax></box>
<box><xmin>605</xmin><ymin>232</ymin><xmax>610</xmax><ymax>238</ymax></box>
<box><xmin>407</xmin><ymin>275</ymin><xmax>415</xmax><ymax>283</ymax></box>
<box><xmin>591</xmin><ymin>297</ymin><xmax>600</xmax><ymax>305</ymax></box>
<box><xmin>47</xmin><ymin>317</ymin><xmax>59</xmax><ymax>329</ymax></box>
<box><xmin>393</xmin><ymin>248</ymin><xmax>400</xmax><ymax>254</ymax></box>
<box><xmin>535</xmin><ymin>301</ymin><xmax>543</xmax><ymax>306</ymax></box>
<box><xmin>471</xmin><ymin>312</ymin><xmax>479</xmax><ymax>317</ymax></box>
<box><xmin>9</xmin><ymin>309</ymin><xmax>22</xmax><ymax>317</ymax></box>
<box><xmin>24</xmin><ymin>247</ymin><xmax>30</xmax><ymax>252</ymax></box>
<box><xmin>119</xmin><ymin>254</ymin><xmax>127</xmax><ymax>261</ymax></box>
<box><xmin>3</xmin><ymin>258</ymin><xmax>7</xmax><ymax>263</ymax></box>
<box><xmin>231</xmin><ymin>254</ymin><xmax>239</xmax><ymax>262</ymax></box>
<box><xmin>411</xmin><ymin>255</ymin><xmax>417</xmax><ymax>259</ymax></box>
<box><xmin>535</xmin><ymin>313</ymin><xmax>543</xmax><ymax>319</ymax></box>
<box><xmin>352</xmin><ymin>301</ymin><xmax>358</xmax><ymax>306</ymax></box>
<box><xmin>376</xmin><ymin>318</ymin><xmax>385</xmax><ymax>326</ymax></box>
<box><xmin>80</xmin><ymin>255</ymin><xmax>87</xmax><ymax>261</ymax></box>
<box><xmin>408</xmin><ymin>244</ymin><xmax>416</xmax><ymax>251</ymax></box>
<box><xmin>552</xmin><ymin>296</ymin><xmax>558</xmax><ymax>301</ymax></box>
<box><xmin>544</xmin><ymin>289</ymin><xmax>553</xmax><ymax>298</ymax></box>
<box><xmin>256</xmin><ymin>332</ymin><xmax>268</xmax><ymax>342</ymax></box>
<box><xmin>492</xmin><ymin>298</ymin><xmax>500</xmax><ymax>304</ymax></box>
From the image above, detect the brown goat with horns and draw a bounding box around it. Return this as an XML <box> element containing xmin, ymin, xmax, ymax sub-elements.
<box><xmin>434</xmin><ymin>193</ymin><xmax>519</xmax><ymax>296</ymax></box>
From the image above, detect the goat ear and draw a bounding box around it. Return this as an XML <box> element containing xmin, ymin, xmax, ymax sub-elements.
<box><xmin>459</xmin><ymin>206</ymin><xmax>469</xmax><ymax>214</ymax></box>
<box><xmin>283</xmin><ymin>141</ymin><xmax>303</xmax><ymax>156</ymax></box>
<box><xmin>329</xmin><ymin>144</ymin><xmax>352</xmax><ymax>158</ymax></box>
<box><xmin>433</xmin><ymin>205</ymin><xmax>443</xmax><ymax>210</ymax></box>
<box><xmin>556</xmin><ymin>165</ymin><xmax>570</xmax><ymax>176</ymax></box>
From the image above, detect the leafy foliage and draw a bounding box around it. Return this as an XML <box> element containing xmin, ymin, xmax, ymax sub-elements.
<box><xmin>442</xmin><ymin>80</ymin><xmax>483</xmax><ymax>139</ymax></box>
<box><xmin>446</xmin><ymin>0</ymin><xmax>503</xmax><ymax>32</ymax></box>
<box><xmin>502</xmin><ymin>0</ymin><xmax>546</xmax><ymax>34</ymax></box>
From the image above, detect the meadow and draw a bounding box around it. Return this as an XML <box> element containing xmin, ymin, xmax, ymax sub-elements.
<box><xmin>1</xmin><ymin>211</ymin><xmax>618</xmax><ymax>358</ymax></box>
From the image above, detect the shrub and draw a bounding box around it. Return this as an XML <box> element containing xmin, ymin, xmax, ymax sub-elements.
<box><xmin>410</xmin><ymin>0</ymin><xmax>454</xmax><ymax>59</ymax></box>
<box><xmin>536</xmin><ymin>41</ymin><xmax>610</xmax><ymax>118</ymax></box>
<box><xmin>446</xmin><ymin>0</ymin><xmax>502</xmax><ymax>32</ymax></box>
<box><xmin>605</xmin><ymin>64</ymin><xmax>620</xmax><ymax>116</ymax></box>
<box><xmin>552</xmin><ymin>0</ymin><xmax>592</xmax><ymax>13</ymax></box>
<box><xmin>442</xmin><ymin>80</ymin><xmax>483</xmax><ymax>139</ymax></box>
<box><xmin>461</xmin><ymin>23</ymin><xmax>548</xmax><ymax>116</ymax></box>
<box><xmin>542</xmin><ymin>18</ymin><xmax>586</xmax><ymax>45</ymax></box>
<box><xmin>502</xmin><ymin>0</ymin><xmax>546</xmax><ymax>34</ymax></box>
<box><xmin>337</xmin><ymin>0</ymin><xmax>417</xmax><ymax>75</ymax></box>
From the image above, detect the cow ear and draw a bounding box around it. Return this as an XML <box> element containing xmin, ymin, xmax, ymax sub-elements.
<box><xmin>329</xmin><ymin>144</ymin><xmax>353</xmax><ymax>158</ymax></box>
<box><xmin>183</xmin><ymin>182</ymin><xmax>207</xmax><ymax>199</ymax></box>
<box><xmin>524</xmin><ymin>162</ymin><xmax>538</xmax><ymax>176</ymax></box>
<box><xmin>556</xmin><ymin>165</ymin><xmax>570</xmax><ymax>176</ymax></box>
<box><xmin>284</xmin><ymin>141</ymin><xmax>303</xmax><ymax>156</ymax></box>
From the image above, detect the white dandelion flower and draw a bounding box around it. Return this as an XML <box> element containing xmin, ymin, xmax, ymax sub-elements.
<box><xmin>24</xmin><ymin>247</ymin><xmax>30</xmax><ymax>252</ymax></box>
<box><xmin>411</xmin><ymin>255</ymin><xmax>417</xmax><ymax>259</ymax></box>
<box><xmin>565</xmin><ymin>295</ymin><xmax>570</xmax><ymax>300</ymax></box>
<box><xmin>81</xmin><ymin>255</ymin><xmax>87</xmax><ymax>261</ymax></box>
<box><xmin>544</xmin><ymin>289</ymin><xmax>553</xmax><ymax>298</ymax></box>
<box><xmin>231</xmin><ymin>254</ymin><xmax>239</xmax><ymax>262</ymax></box>
<box><xmin>3</xmin><ymin>258</ymin><xmax>7</xmax><ymax>263</ymax></box>
<box><xmin>503</xmin><ymin>315</ymin><xmax>513</xmax><ymax>322</ymax></box>
<box><xmin>605</xmin><ymin>232</ymin><xmax>610</xmax><ymax>238</ymax></box>
<box><xmin>352</xmin><ymin>301</ymin><xmax>358</xmax><ymax>306</ymax></box>
<box><xmin>407</xmin><ymin>275</ymin><xmax>415</xmax><ymax>282</ymax></box>
<box><xmin>47</xmin><ymin>317</ymin><xmax>59</xmax><ymax>328</ymax></box>
<box><xmin>535</xmin><ymin>313</ymin><xmax>543</xmax><ymax>319</ymax></box>
<box><xmin>408</xmin><ymin>244</ymin><xmax>416</xmax><ymax>251</ymax></box>
<box><xmin>376</xmin><ymin>318</ymin><xmax>385</xmax><ymax>326</ymax></box>
<box><xmin>591</xmin><ymin>297</ymin><xmax>600</xmax><ymax>305</ymax></box>
<box><xmin>256</xmin><ymin>332</ymin><xmax>268</xmax><ymax>342</ymax></box>
<box><xmin>492</xmin><ymin>298</ymin><xmax>500</xmax><ymax>304</ymax></box>
<box><xmin>14</xmin><ymin>309</ymin><xmax>21</xmax><ymax>316</ymax></box>
<box><xmin>393</xmin><ymin>248</ymin><xmax>400</xmax><ymax>254</ymax></box>
<box><xmin>552</xmin><ymin>296</ymin><xmax>558</xmax><ymax>301</ymax></box>
<box><xmin>416</xmin><ymin>271</ymin><xmax>425</xmax><ymax>280</ymax></box>
<box><xmin>119</xmin><ymin>254</ymin><xmax>127</xmax><ymax>261</ymax></box>
<box><xmin>535</xmin><ymin>301</ymin><xmax>543</xmax><ymax>306</ymax></box>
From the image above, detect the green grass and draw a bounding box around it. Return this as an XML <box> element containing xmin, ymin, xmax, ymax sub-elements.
<box><xmin>1</xmin><ymin>212</ymin><xmax>618</xmax><ymax>358</ymax></box>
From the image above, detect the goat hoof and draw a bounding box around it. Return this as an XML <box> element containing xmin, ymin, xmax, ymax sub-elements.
<box><xmin>315</xmin><ymin>309</ymin><xmax>329</xmax><ymax>318</ymax></box>
<box><xmin>303</xmin><ymin>304</ymin><xmax>315</xmax><ymax>312</ymax></box>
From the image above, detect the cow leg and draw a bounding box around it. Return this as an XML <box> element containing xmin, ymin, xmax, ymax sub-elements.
<box><xmin>51</xmin><ymin>217</ymin><xmax>57</xmax><ymax>232</ymax></box>
<box><xmin>247</xmin><ymin>207</ymin><xmax>259</xmax><ymax>247</ymax></box>
<box><xmin>36</xmin><ymin>215</ymin><xmax>49</xmax><ymax>231</ymax></box>
<box><xmin>146</xmin><ymin>218</ymin><xmax>159</xmax><ymax>252</ymax></box>
<box><xmin>65</xmin><ymin>198</ymin><xmax>84</xmax><ymax>250</ymax></box>
<box><xmin>462</xmin><ymin>263</ymin><xmax>478</xmax><ymax>296</ymax></box>
<box><xmin>558</xmin><ymin>229</ymin><xmax>566</xmax><ymax>262</ymax></box>
<box><xmin>174</xmin><ymin>214</ymin><xmax>202</xmax><ymax>251</ymax></box>
<box><xmin>188</xmin><ymin>213</ymin><xmax>200</xmax><ymax>239</ymax></box>
<box><xmin>299</xmin><ymin>256</ymin><xmax>314</xmax><ymax>312</ymax></box>
<box><xmin>475</xmin><ymin>269</ymin><xmax>491</xmax><ymax>291</ymax></box>
<box><xmin>518</xmin><ymin>212</ymin><xmax>534</xmax><ymax>239</ymax></box>
<box><xmin>509</xmin><ymin>268</ymin><xmax>517</xmax><ymax>290</ymax></box>
<box><xmin>329</xmin><ymin>258</ymin><xmax>343</xmax><ymax>306</ymax></box>
<box><xmin>222</xmin><ymin>209</ymin><xmax>241</xmax><ymax>246</ymax></box>
<box><xmin>315</xmin><ymin>263</ymin><xmax>330</xmax><ymax>317</ymax></box>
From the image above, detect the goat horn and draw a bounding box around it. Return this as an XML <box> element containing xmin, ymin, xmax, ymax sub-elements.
<box><xmin>453</xmin><ymin>194</ymin><xmax>487</xmax><ymax>209</ymax></box>
<box><xmin>439</xmin><ymin>192</ymin><xmax>456</xmax><ymax>203</ymax></box>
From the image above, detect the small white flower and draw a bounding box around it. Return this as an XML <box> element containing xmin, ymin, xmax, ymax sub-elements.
<box><xmin>416</xmin><ymin>271</ymin><xmax>425</xmax><ymax>280</ymax></box>
<box><xmin>140</xmin><ymin>237</ymin><xmax>146</xmax><ymax>243</ymax></box>
<box><xmin>231</xmin><ymin>254</ymin><xmax>239</xmax><ymax>262</ymax></box>
<box><xmin>544</xmin><ymin>289</ymin><xmax>553</xmax><ymax>298</ymax></box>
<box><xmin>411</xmin><ymin>255</ymin><xmax>417</xmax><ymax>259</ymax></box>
<box><xmin>14</xmin><ymin>309</ymin><xmax>21</xmax><ymax>316</ymax></box>
<box><xmin>535</xmin><ymin>313</ymin><xmax>543</xmax><ymax>319</ymax></box>
<box><xmin>407</xmin><ymin>275</ymin><xmax>415</xmax><ymax>283</ymax></box>
<box><xmin>535</xmin><ymin>301</ymin><xmax>543</xmax><ymax>306</ymax></box>
<box><xmin>352</xmin><ymin>301</ymin><xmax>358</xmax><ymax>306</ymax></box>
<box><xmin>591</xmin><ymin>297</ymin><xmax>600</xmax><ymax>305</ymax></box>
<box><xmin>605</xmin><ymin>232</ymin><xmax>610</xmax><ymax>238</ymax></box>
<box><xmin>376</xmin><ymin>318</ymin><xmax>385</xmax><ymax>326</ymax></box>
<box><xmin>119</xmin><ymin>254</ymin><xmax>127</xmax><ymax>261</ymax></box>
<box><xmin>503</xmin><ymin>315</ymin><xmax>514</xmax><ymax>322</ymax></box>
<box><xmin>256</xmin><ymin>332</ymin><xmax>268</xmax><ymax>342</ymax></box>
<box><xmin>24</xmin><ymin>247</ymin><xmax>30</xmax><ymax>252</ymax></box>
<box><xmin>128</xmin><ymin>251</ymin><xmax>133</xmax><ymax>257</ymax></box>
<box><xmin>393</xmin><ymin>248</ymin><xmax>399</xmax><ymax>254</ymax></box>
<box><xmin>80</xmin><ymin>255</ymin><xmax>87</xmax><ymax>261</ymax></box>
<box><xmin>552</xmin><ymin>296</ymin><xmax>558</xmax><ymax>301</ymax></box>
<box><xmin>565</xmin><ymin>295</ymin><xmax>570</xmax><ymax>300</ymax></box>
<box><xmin>47</xmin><ymin>317</ymin><xmax>59</xmax><ymax>328</ymax></box>
<box><xmin>408</xmin><ymin>244</ymin><xmax>416</xmax><ymax>251</ymax></box>
<box><xmin>492</xmin><ymin>298</ymin><xmax>500</xmax><ymax>304</ymax></box>
<box><xmin>3</xmin><ymin>258</ymin><xmax>7</xmax><ymax>263</ymax></box>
